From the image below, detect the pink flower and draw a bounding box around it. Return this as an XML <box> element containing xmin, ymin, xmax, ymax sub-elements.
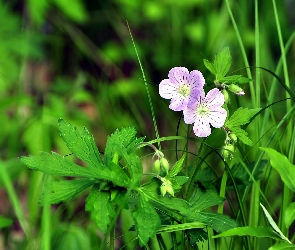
<box><xmin>159</xmin><ymin>67</ymin><xmax>205</xmax><ymax>111</ymax></box>
<box><xmin>183</xmin><ymin>88</ymin><xmax>227</xmax><ymax>137</ymax></box>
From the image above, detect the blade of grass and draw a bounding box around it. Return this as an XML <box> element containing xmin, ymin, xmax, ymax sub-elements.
<box><xmin>0</xmin><ymin>161</ymin><xmax>29</xmax><ymax>239</ymax></box>
<box><xmin>126</xmin><ymin>21</ymin><xmax>161</xmax><ymax>150</ymax></box>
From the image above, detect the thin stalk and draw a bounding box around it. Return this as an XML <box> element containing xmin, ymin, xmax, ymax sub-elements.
<box><xmin>126</xmin><ymin>21</ymin><xmax>161</xmax><ymax>150</ymax></box>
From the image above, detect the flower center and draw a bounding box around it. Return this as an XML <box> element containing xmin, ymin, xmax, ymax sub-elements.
<box><xmin>177</xmin><ymin>84</ymin><xmax>190</xmax><ymax>97</ymax></box>
<box><xmin>197</xmin><ymin>104</ymin><xmax>210</xmax><ymax>117</ymax></box>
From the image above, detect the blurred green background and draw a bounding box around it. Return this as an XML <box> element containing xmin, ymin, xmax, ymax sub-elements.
<box><xmin>0</xmin><ymin>0</ymin><xmax>294</xmax><ymax>248</ymax></box>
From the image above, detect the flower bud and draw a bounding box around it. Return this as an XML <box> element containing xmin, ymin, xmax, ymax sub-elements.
<box><xmin>166</xmin><ymin>184</ymin><xmax>175</xmax><ymax>197</ymax></box>
<box><xmin>228</xmin><ymin>84</ymin><xmax>245</xmax><ymax>96</ymax></box>
<box><xmin>222</xmin><ymin>144</ymin><xmax>235</xmax><ymax>159</ymax></box>
<box><xmin>153</xmin><ymin>159</ymin><xmax>161</xmax><ymax>175</ymax></box>
<box><xmin>222</xmin><ymin>89</ymin><xmax>230</xmax><ymax>104</ymax></box>
<box><xmin>160</xmin><ymin>158</ymin><xmax>169</xmax><ymax>174</ymax></box>
<box><xmin>160</xmin><ymin>184</ymin><xmax>167</xmax><ymax>196</ymax></box>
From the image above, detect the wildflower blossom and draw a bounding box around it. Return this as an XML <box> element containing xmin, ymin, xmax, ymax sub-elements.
<box><xmin>183</xmin><ymin>88</ymin><xmax>227</xmax><ymax>137</ymax></box>
<box><xmin>159</xmin><ymin>67</ymin><xmax>205</xmax><ymax>111</ymax></box>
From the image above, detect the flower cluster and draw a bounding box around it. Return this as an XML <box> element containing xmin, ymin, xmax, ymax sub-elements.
<box><xmin>159</xmin><ymin>67</ymin><xmax>227</xmax><ymax>137</ymax></box>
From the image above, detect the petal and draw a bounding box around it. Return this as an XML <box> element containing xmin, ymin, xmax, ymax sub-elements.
<box><xmin>207</xmin><ymin>108</ymin><xmax>227</xmax><ymax>128</ymax></box>
<box><xmin>183</xmin><ymin>104</ymin><xmax>198</xmax><ymax>124</ymax></box>
<box><xmin>159</xmin><ymin>79</ymin><xmax>178</xmax><ymax>99</ymax></box>
<box><xmin>204</xmin><ymin>88</ymin><xmax>225</xmax><ymax>109</ymax></box>
<box><xmin>193</xmin><ymin>117</ymin><xmax>211</xmax><ymax>137</ymax></box>
<box><xmin>169</xmin><ymin>95</ymin><xmax>188</xmax><ymax>111</ymax></box>
<box><xmin>168</xmin><ymin>67</ymin><xmax>189</xmax><ymax>86</ymax></box>
<box><xmin>188</xmin><ymin>70</ymin><xmax>205</xmax><ymax>88</ymax></box>
<box><xmin>187</xmin><ymin>89</ymin><xmax>205</xmax><ymax>107</ymax></box>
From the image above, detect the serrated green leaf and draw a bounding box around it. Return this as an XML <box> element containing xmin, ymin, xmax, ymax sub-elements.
<box><xmin>38</xmin><ymin>179</ymin><xmax>95</xmax><ymax>205</ymax></box>
<box><xmin>260</xmin><ymin>203</ymin><xmax>291</xmax><ymax>243</ymax></box>
<box><xmin>226</xmin><ymin>107</ymin><xmax>261</xmax><ymax>128</ymax></box>
<box><xmin>168</xmin><ymin>154</ymin><xmax>186</xmax><ymax>178</ymax></box>
<box><xmin>0</xmin><ymin>215</ymin><xmax>13</xmax><ymax>229</ymax></box>
<box><xmin>58</xmin><ymin>119</ymin><xmax>103</xmax><ymax>167</ymax></box>
<box><xmin>212</xmin><ymin>226</ymin><xmax>283</xmax><ymax>241</ymax></box>
<box><xmin>189</xmin><ymin>185</ymin><xmax>225</xmax><ymax>211</ymax></box>
<box><xmin>131</xmin><ymin>195</ymin><xmax>161</xmax><ymax>246</ymax></box>
<box><xmin>285</xmin><ymin>202</ymin><xmax>295</xmax><ymax>229</ymax></box>
<box><xmin>217</xmin><ymin>75</ymin><xmax>251</xmax><ymax>84</ymax></box>
<box><xmin>230</xmin><ymin>127</ymin><xmax>253</xmax><ymax>146</ymax></box>
<box><xmin>85</xmin><ymin>187</ymin><xmax>115</xmax><ymax>233</ymax></box>
<box><xmin>214</xmin><ymin>47</ymin><xmax>232</xmax><ymax>79</ymax></box>
<box><xmin>20</xmin><ymin>152</ymin><xmax>130</xmax><ymax>187</ymax></box>
<box><xmin>187</xmin><ymin>228</ymin><xmax>208</xmax><ymax>245</ymax></box>
<box><xmin>260</xmin><ymin>147</ymin><xmax>295</xmax><ymax>192</ymax></box>
<box><xmin>203</xmin><ymin>59</ymin><xmax>216</xmax><ymax>75</ymax></box>
<box><xmin>184</xmin><ymin>212</ymin><xmax>237</xmax><ymax>233</ymax></box>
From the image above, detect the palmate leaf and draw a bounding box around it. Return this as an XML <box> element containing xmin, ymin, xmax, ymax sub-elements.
<box><xmin>226</xmin><ymin>107</ymin><xmax>261</xmax><ymax>128</ymax></box>
<box><xmin>58</xmin><ymin>119</ymin><xmax>103</xmax><ymax>167</ymax></box>
<box><xmin>189</xmin><ymin>185</ymin><xmax>225</xmax><ymax>211</ymax></box>
<box><xmin>184</xmin><ymin>212</ymin><xmax>238</xmax><ymax>233</ymax></box>
<box><xmin>39</xmin><ymin>179</ymin><xmax>96</xmax><ymax>205</ymax></box>
<box><xmin>214</xmin><ymin>47</ymin><xmax>232</xmax><ymax>79</ymax></box>
<box><xmin>131</xmin><ymin>195</ymin><xmax>161</xmax><ymax>246</ymax></box>
<box><xmin>203</xmin><ymin>59</ymin><xmax>216</xmax><ymax>75</ymax></box>
<box><xmin>85</xmin><ymin>186</ymin><xmax>115</xmax><ymax>233</ymax></box>
<box><xmin>225</xmin><ymin>107</ymin><xmax>261</xmax><ymax>146</ymax></box>
<box><xmin>217</xmin><ymin>75</ymin><xmax>251</xmax><ymax>84</ymax></box>
<box><xmin>20</xmin><ymin>152</ymin><xmax>130</xmax><ymax>187</ymax></box>
<box><xmin>104</xmin><ymin>127</ymin><xmax>144</xmax><ymax>186</ymax></box>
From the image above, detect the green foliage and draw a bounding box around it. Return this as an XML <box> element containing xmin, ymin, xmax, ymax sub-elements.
<box><xmin>0</xmin><ymin>215</ymin><xmax>13</xmax><ymax>229</ymax></box>
<box><xmin>260</xmin><ymin>147</ymin><xmax>295</xmax><ymax>192</ymax></box>
<box><xmin>131</xmin><ymin>195</ymin><xmax>161</xmax><ymax>246</ymax></box>
<box><xmin>225</xmin><ymin>107</ymin><xmax>261</xmax><ymax>146</ymax></box>
<box><xmin>284</xmin><ymin>202</ymin><xmax>295</xmax><ymax>229</ymax></box>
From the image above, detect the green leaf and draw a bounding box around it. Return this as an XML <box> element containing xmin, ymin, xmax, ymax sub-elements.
<box><xmin>189</xmin><ymin>185</ymin><xmax>224</xmax><ymax>211</ymax></box>
<box><xmin>226</xmin><ymin>107</ymin><xmax>261</xmax><ymax>128</ymax></box>
<box><xmin>187</xmin><ymin>228</ymin><xmax>208</xmax><ymax>245</ymax></box>
<box><xmin>58</xmin><ymin>119</ymin><xmax>103</xmax><ymax>167</ymax></box>
<box><xmin>214</xmin><ymin>47</ymin><xmax>232</xmax><ymax>79</ymax></box>
<box><xmin>104</xmin><ymin>127</ymin><xmax>144</xmax><ymax>186</ymax></box>
<box><xmin>217</xmin><ymin>75</ymin><xmax>251</xmax><ymax>84</ymax></box>
<box><xmin>20</xmin><ymin>152</ymin><xmax>130</xmax><ymax>187</ymax></box>
<box><xmin>230</xmin><ymin>127</ymin><xmax>253</xmax><ymax>146</ymax></box>
<box><xmin>212</xmin><ymin>226</ymin><xmax>283</xmax><ymax>241</ymax></box>
<box><xmin>0</xmin><ymin>215</ymin><xmax>13</xmax><ymax>229</ymax></box>
<box><xmin>168</xmin><ymin>153</ymin><xmax>186</xmax><ymax>178</ymax></box>
<box><xmin>260</xmin><ymin>203</ymin><xmax>291</xmax><ymax>243</ymax></box>
<box><xmin>225</xmin><ymin>107</ymin><xmax>261</xmax><ymax>146</ymax></box>
<box><xmin>184</xmin><ymin>212</ymin><xmax>237</xmax><ymax>233</ymax></box>
<box><xmin>269</xmin><ymin>242</ymin><xmax>295</xmax><ymax>250</ymax></box>
<box><xmin>85</xmin><ymin>187</ymin><xmax>115</xmax><ymax>233</ymax></box>
<box><xmin>285</xmin><ymin>202</ymin><xmax>295</xmax><ymax>229</ymax></box>
<box><xmin>203</xmin><ymin>59</ymin><xmax>216</xmax><ymax>75</ymax></box>
<box><xmin>39</xmin><ymin>179</ymin><xmax>95</xmax><ymax>205</ymax></box>
<box><xmin>131</xmin><ymin>195</ymin><xmax>161</xmax><ymax>246</ymax></box>
<box><xmin>260</xmin><ymin>147</ymin><xmax>295</xmax><ymax>192</ymax></box>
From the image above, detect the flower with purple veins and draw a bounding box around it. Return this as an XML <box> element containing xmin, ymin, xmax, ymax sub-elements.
<box><xmin>159</xmin><ymin>67</ymin><xmax>205</xmax><ymax>111</ymax></box>
<box><xmin>183</xmin><ymin>88</ymin><xmax>227</xmax><ymax>137</ymax></box>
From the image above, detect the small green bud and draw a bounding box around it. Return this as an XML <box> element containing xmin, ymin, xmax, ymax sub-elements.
<box><xmin>112</xmin><ymin>152</ymin><xmax>119</xmax><ymax>164</ymax></box>
<box><xmin>166</xmin><ymin>184</ymin><xmax>174</xmax><ymax>197</ymax></box>
<box><xmin>228</xmin><ymin>84</ymin><xmax>245</xmax><ymax>96</ymax></box>
<box><xmin>154</xmin><ymin>159</ymin><xmax>161</xmax><ymax>175</ymax></box>
<box><xmin>222</xmin><ymin>89</ymin><xmax>230</xmax><ymax>104</ymax></box>
<box><xmin>160</xmin><ymin>184</ymin><xmax>167</xmax><ymax>196</ymax></box>
<box><xmin>222</xmin><ymin>144</ymin><xmax>235</xmax><ymax>159</ymax></box>
<box><xmin>160</xmin><ymin>158</ymin><xmax>169</xmax><ymax>174</ymax></box>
